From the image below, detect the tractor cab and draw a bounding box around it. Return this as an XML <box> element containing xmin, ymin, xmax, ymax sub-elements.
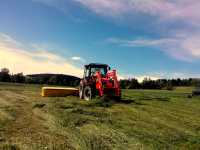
<box><xmin>83</xmin><ymin>63</ymin><xmax>110</xmax><ymax>78</ymax></box>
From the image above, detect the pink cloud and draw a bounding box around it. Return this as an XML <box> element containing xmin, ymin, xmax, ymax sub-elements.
<box><xmin>75</xmin><ymin>0</ymin><xmax>200</xmax><ymax>25</ymax></box>
<box><xmin>108</xmin><ymin>32</ymin><xmax>200</xmax><ymax>62</ymax></box>
<box><xmin>34</xmin><ymin>0</ymin><xmax>200</xmax><ymax>25</ymax></box>
<box><xmin>75</xmin><ymin>0</ymin><xmax>129</xmax><ymax>16</ymax></box>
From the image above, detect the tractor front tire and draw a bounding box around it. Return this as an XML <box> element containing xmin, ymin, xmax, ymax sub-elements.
<box><xmin>83</xmin><ymin>86</ymin><xmax>92</xmax><ymax>101</ymax></box>
<box><xmin>115</xmin><ymin>96</ymin><xmax>121</xmax><ymax>101</ymax></box>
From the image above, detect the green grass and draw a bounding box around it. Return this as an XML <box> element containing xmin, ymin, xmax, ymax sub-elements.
<box><xmin>0</xmin><ymin>83</ymin><xmax>200</xmax><ymax>150</ymax></box>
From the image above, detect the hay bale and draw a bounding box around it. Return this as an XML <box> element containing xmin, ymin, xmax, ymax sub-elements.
<box><xmin>41</xmin><ymin>87</ymin><xmax>79</xmax><ymax>97</ymax></box>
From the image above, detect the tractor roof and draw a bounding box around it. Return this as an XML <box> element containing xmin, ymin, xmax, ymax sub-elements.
<box><xmin>85</xmin><ymin>63</ymin><xmax>109</xmax><ymax>68</ymax></box>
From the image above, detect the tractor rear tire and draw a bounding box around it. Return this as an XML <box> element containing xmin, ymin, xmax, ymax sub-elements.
<box><xmin>83</xmin><ymin>86</ymin><xmax>92</xmax><ymax>101</ymax></box>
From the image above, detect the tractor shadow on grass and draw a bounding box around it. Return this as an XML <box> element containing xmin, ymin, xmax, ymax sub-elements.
<box><xmin>138</xmin><ymin>96</ymin><xmax>170</xmax><ymax>102</ymax></box>
<box><xmin>87</xmin><ymin>96</ymin><xmax>145</xmax><ymax>108</ymax></box>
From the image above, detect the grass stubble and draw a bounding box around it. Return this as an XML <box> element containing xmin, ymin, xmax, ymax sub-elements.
<box><xmin>0</xmin><ymin>83</ymin><xmax>199</xmax><ymax>150</ymax></box>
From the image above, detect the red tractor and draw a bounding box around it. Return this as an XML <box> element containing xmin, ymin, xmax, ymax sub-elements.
<box><xmin>79</xmin><ymin>63</ymin><xmax>121</xmax><ymax>101</ymax></box>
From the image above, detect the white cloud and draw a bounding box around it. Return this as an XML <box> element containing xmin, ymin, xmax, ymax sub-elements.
<box><xmin>108</xmin><ymin>37</ymin><xmax>177</xmax><ymax>47</ymax></box>
<box><xmin>71</xmin><ymin>56</ymin><xmax>86</xmax><ymax>62</ymax></box>
<box><xmin>0</xmin><ymin>33</ymin><xmax>83</xmax><ymax>77</ymax></box>
<box><xmin>71</xmin><ymin>56</ymin><xmax>81</xmax><ymax>60</ymax></box>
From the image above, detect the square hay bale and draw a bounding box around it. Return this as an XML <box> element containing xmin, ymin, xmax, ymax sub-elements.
<box><xmin>41</xmin><ymin>87</ymin><xmax>79</xmax><ymax>97</ymax></box>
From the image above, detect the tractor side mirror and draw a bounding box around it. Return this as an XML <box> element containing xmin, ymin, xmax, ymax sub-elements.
<box><xmin>108</xmin><ymin>67</ymin><xmax>111</xmax><ymax>71</ymax></box>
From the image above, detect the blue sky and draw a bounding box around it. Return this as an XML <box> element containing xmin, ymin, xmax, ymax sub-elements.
<box><xmin>0</xmin><ymin>0</ymin><xmax>200</xmax><ymax>80</ymax></box>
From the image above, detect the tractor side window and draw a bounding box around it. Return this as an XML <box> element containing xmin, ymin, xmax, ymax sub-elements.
<box><xmin>85</xmin><ymin>68</ymin><xmax>90</xmax><ymax>77</ymax></box>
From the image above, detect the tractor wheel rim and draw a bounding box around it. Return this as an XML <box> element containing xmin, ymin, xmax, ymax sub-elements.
<box><xmin>85</xmin><ymin>89</ymin><xmax>91</xmax><ymax>100</ymax></box>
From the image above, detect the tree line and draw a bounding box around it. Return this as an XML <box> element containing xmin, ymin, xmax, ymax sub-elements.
<box><xmin>0</xmin><ymin>68</ymin><xmax>199</xmax><ymax>89</ymax></box>
<box><xmin>0</xmin><ymin>68</ymin><xmax>80</xmax><ymax>86</ymax></box>
<box><xmin>120</xmin><ymin>78</ymin><xmax>200</xmax><ymax>90</ymax></box>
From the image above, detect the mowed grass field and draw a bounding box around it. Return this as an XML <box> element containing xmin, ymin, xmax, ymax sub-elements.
<box><xmin>0</xmin><ymin>83</ymin><xmax>200</xmax><ymax>150</ymax></box>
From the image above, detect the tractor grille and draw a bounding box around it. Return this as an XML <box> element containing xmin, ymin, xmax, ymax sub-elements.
<box><xmin>102</xmin><ymin>79</ymin><xmax>114</xmax><ymax>88</ymax></box>
<box><xmin>109</xmin><ymin>78</ymin><xmax>114</xmax><ymax>85</ymax></box>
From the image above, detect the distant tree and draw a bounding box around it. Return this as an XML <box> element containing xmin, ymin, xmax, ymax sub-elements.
<box><xmin>12</xmin><ymin>73</ymin><xmax>25</xmax><ymax>83</ymax></box>
<box><xmin>141</xmin><ymin>78</ymin><xmax>161</xmax><ymax>89</ymax></box>
<box><xmin>48</xmin><ymin>75</ymin><xmax>58</xmax><ymax>85</ymax></box>
<box><xmin>120</xmin><ymin>79</ymin><xmax>132</xmax><ymax>89</ymax></box>
<box><xmin>165</xmin><ymin>81</ymin><xmax>174</xmax><ymax>90</ymax></box>
<box><xmin>156</xmin><ymin>79</ymin><xmax>167</xmax><ymax>89</ymax></box>
<box><xmin>0</xmin><ymin>68</ymin><xmax>11</xmax><ymax>82</ymax></box>
<box><xmin>128</xmin><ymin>78</ymin><xmax>140</xmax><ymax>89</ymax></box>
<box><xmin>73</xmin><ymin>80</ymin><xmax>80</xmax><ymax>87</ymax></box>
<box><xmin>191</xmin><ymin>78</ymin><xmax>200</xmax><ymax>87</ymax></box>
<box><xmin>25</xmin><ymin>76</ymin><xmax>37</xmax><ymax>84</ymax></box>
<box><xmin>1</xmin><ymin>68</ymin><xmax>9</xmax><ymax>74</ymax></box>
<box><xmin>120</xmin><ymin>80</ymin><xmax>127</xmax><ymax>89</ymax></box>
